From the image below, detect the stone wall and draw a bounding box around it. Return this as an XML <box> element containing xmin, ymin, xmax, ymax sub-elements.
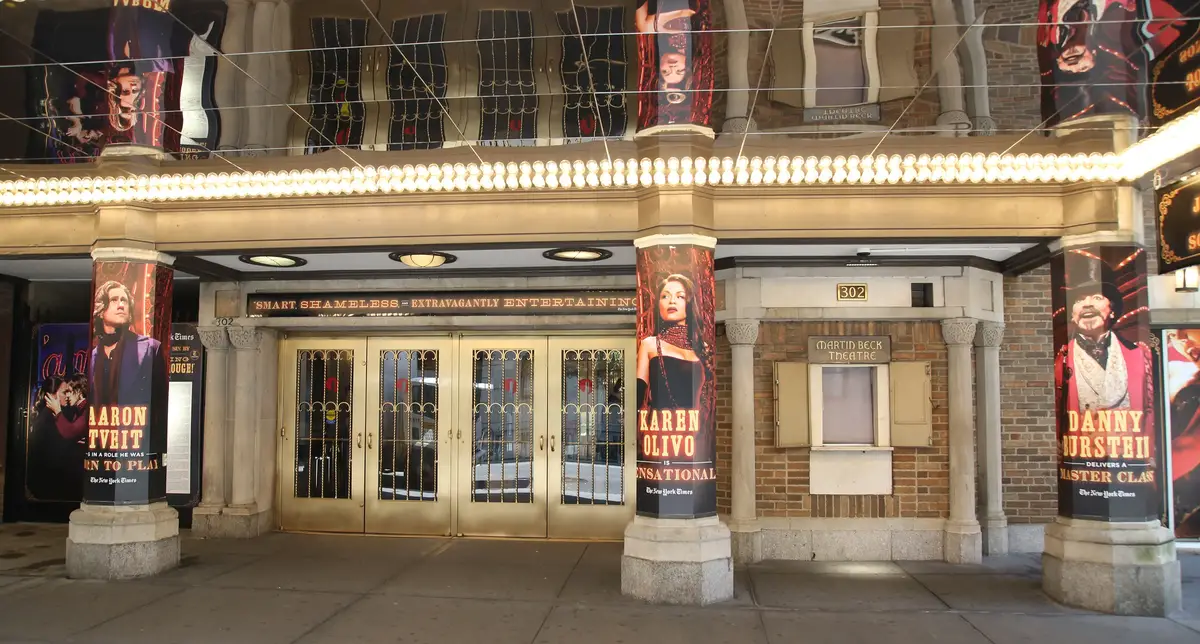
<box><xmin>714</xmin><ymin>320</ymin><xmax>951</xmax><ymax>519</ymax></box>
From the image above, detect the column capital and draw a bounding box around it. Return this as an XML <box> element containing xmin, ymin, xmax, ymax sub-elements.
<box><xmin>227</xmin><ymin>326</ymin><xmax>262</xmax><ymax>351</ymax></box>
<box><xmin>634</xmin><ymin>233</ymin><xmax>717</xmax><ymax>249</ymax></box>
<box><xmin>197</xmin><ymin>326</ymin><xmax>231</xmax><ymax>351</ymax></box>
<box><xmin>91</xmin><ymin>246</ymin><xmax>175</xmax><ymax>266</ymax></box>
<box><xmin>974</xmin><ymin>320</ymin><xmax>1005</xmax><ymax>348</ymax></box>
<box><xmin>725</xmin><ymin>319</ymin><xmax>759</xmax><ymax>346</ymax></box>
<box><xmin>941</xmin><ymin>317</ymin><xmax>979</xmax><ymax>346</ymax></box>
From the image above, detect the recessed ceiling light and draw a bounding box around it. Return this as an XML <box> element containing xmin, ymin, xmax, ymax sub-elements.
<box><xmin>238</xmin><ymin>254</ymin><xmax>307</xmax><ymax>268</ymax></box>
<box><xmin>543</xmin><ymin>247</ymin><xmax>612</xmax><ymax>262</ymax></box>
<box><xmin>389</xmin><ymin>251</ymin><xmax>457</xmax><ymax>268</ymax></box>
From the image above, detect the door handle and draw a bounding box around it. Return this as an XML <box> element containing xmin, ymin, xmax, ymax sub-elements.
<box><xmin>550</xmin><ymin>435</ymin><xmax>556</xmax><ymax>452</ymax></box>
<box><xmin>367</xmin><ymin>432</ymin><xmax>373</xmax><ymax>449</ymax></box>
<box><xmin>356</xmin><ymin>432</ymin><xmax>362</xmax><ymax>448</ymax></box>
<box><xmin>539</xmin><ymin>436</ymin><xmax>545</xmax><ymax>451</ymax></box>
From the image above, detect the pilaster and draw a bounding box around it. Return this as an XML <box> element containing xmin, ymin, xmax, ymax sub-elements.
<box><xmin>725</xmin><ymin>318</ymin><xmax>760</xmax><ymax>564</ymax></box>
<box><xmin>192</xmin><ymin>326</ymin><xmax>231</xmax><ymax>537</ymax></box>
<box><xmin>941</xmin><ymin>317</ymin><xmax>981</xmax><ymax>564</ymax></box>
<box><xmin>974</xmin><ymin>320</ymin><xmax>1007</xmax><ymax>555</ymax></box>
<box><xmin>219</xmin><ymin>325</ymin><xmax>272</xmax><ymax>537</ymax></box>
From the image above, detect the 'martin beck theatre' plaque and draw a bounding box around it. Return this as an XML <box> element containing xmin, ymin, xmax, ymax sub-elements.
<box><xmin>808</xmin><ymin>336</ymin><xmax>891</xmax><ymax>364</ymax></box>
<box><xmin>247</xmin><ymin>290</ymin><xmax>637</xmax><ymax>318</ymax></box>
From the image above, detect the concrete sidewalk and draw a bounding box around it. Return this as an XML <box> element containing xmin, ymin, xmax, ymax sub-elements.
<box><xmin>1</xmin><ymin>522</ymin><xmax>1199</xmax><ymax>643</ymax></box>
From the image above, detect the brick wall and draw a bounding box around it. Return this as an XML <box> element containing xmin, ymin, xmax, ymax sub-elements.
<box><xmin>999</xmin><ymin>266</ymin><xmax>1059</xmax><ymax>523</ymax></box>
<box><xmin>714</xmin><ymin>320</ymin><xmax>951</xmax><ymax>519</ymax></box>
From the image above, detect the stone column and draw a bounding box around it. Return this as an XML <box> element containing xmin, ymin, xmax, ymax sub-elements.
<box><xmin>223</xmin><ymin>325</ymin><xmax>270</xmax><ymax>536</ymax></box>
<box><xmin>245</xmin><ymin>0</ymin><xmax>277</xmax><ymax>154</ymax></box>
<box><xmin>975</xmin><ymin>321</ymin><xmax>1007</xmax><ymax>555</ymax></box>
<box><xmin>726</xmin><ymin>319</ymin><xmax>760</xmax><ymax>563</ymax></box>
<box><xmin>192</xmin><ymin>326</ymin><xmax>230</xmax><ymax>536</ymax></box>
<box><xmin>1043</xmin><ymin>237</ymin><xmax>1180</xmax><ymax>616</ymax></box>
<box><xmin>217</xmin><ymin>0</ymin><xmax>250</xmax><ymax>153</ymax></box>
<box><xmin>941</xmin><ymin>317</ymin><xmax>982</xmax><ymax>564</ymax></box>
<box><xmin>622</xmin><ymin>233</ymin><xmax>732</xmax><ymax>605</ymax></box>
<box><xmin>67</xmin><ymin>247</ymin><xmax>179</xmax><ymax>579</ymax></box>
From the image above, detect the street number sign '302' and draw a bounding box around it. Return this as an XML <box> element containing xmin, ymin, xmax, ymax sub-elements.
<box><xmin>837</xmin><ymin>283</ymin><xmax>868</xmax><ymax>301</ymax></box>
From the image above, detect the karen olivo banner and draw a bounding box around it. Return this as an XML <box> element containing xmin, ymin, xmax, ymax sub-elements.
<box><xmin>634</xmin><ymin>242</ymin><xmax>717</xmax><ymax>518</ymax></box>
<box><xmin>1036</xmin><ymin>0</ymin><xmax>1189</xmax><ymax>127</ymax></box>
<box><xmin>85</xmin><ymin>260</ymin><xmax>174</xmax><ymax>505</ymax></box>
<box><xmin>1052</xmin><ymin>245</ymin><xmax>1159</xmax><ymax>522</ymax></box>
<box><xmin>634</xmin><ymin>0</ymin><xmax>714</xmax><ymax>131</ymax></box>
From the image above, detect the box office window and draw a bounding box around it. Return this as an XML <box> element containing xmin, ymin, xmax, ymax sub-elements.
<box><xmin>811</xmin><ymin>16</ymin><xmax>868</xmax><ymax>107</ymax></box>
<box><xmin>821</xmin><ymin>366</ymin><xmax>876</xmax><ymax>444</ymax></box>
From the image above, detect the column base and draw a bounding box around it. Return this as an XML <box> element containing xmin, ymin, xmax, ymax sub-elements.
<box><xmin>192</xmin><ymin>503</ymin><xmax>273</xmax><ymax>539</ymax></box>
<box><xmin>983</xmin><ymin>515</ymin><xmax>1010</xmax><ymax>556</ymax></box>
<box><xmin>1042</xmin><ymin>517</ymin><xmax>1181</xmax><ymax>616</ymax></box>
<box><xmin>944</xmin><ymin>520</ymin><xmax>983</xmax><ymax>564</ymax></box>
<box><xmin>634</xmin><ymin>123</ymin><xmax>716</xmax><ymax>139</ymax></box>
<box><xmin>66</xmin><ymin>502</ymin><xmax>179</xmax><ymax>580</ymax></box>
<box><xmin>727</xmin><ymin>519</ymin><xmax>762</xmax><ymax>565</ymax></box>
<box><xmin>621</xmin><ymin>515</ymin><xmax>734</xmax><ymax>605</ymax></box>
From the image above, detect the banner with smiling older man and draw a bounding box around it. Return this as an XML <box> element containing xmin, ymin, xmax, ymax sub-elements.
<box><xmin>1052</xmin><ymin>244</ymin><xmax>1158</xmax><ymax>522</ymax></box>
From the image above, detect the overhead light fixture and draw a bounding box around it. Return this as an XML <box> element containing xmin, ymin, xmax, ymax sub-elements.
<box><xmin>238</xmin><ymin>254</ymin><xmax>307</xmax><ymax>268</ymax></box>
<box><xmin>846</xmin><ymin>250</ymin><xmax>878</xmax><ymax>267</ymax></box>
<box><xmin>389</xmin><ymin>251</ymin><xmax>457</xmax><ymax>268</ymax></box>
<box><xmin>543</xmin><ymin>247</ymin><xmax>613</xmax><ymax>262</ymax></box>
<box><xmin>1175</xmin><ymin>266</ymin><xmax>1199</xmax><ymax>293</ymax></box>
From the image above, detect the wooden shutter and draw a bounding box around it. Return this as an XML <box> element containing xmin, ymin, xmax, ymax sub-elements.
<box><xmin>875</xmin><ymin>9</ymin><xmax>919</xmax><ymax>103</ymax></box>
<box><xmin>774</xmin><ymin>362</ymin><xmax>810</xmax><ymax>447</ymax></box>
<box><xmin>890</xmin><ymin>361</ymin><xmax>932</xmax><ymax>447</ymax></box>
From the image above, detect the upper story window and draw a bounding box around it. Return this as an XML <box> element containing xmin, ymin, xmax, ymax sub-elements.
<box><xmin>306</xmin><ymin>18</ymin><xmax>368</xmax><ymax>154</ymax></box>
<box><xmin>476</xmin><ymin>10</ymin><xmax>538</xmax><ymax>147</ymax></box>
<box><xmin>387</xmin><ymin>14</ymin><xmax>449</xmax><ymax>150</ymax></box>
<box><xmin>555</xmin><ymin>6</ymin><xmax>629</xmax><ymax>142</ymax></box>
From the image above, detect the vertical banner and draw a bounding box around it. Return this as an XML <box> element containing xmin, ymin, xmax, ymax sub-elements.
<box><xmin>105</xmin><ymin>1</ymin><xmax>179</xmax><ymax>149</ymax></box>
<box><xmin>1036</xmin><ymin>0</ymin><xmax>1188</xmax><ymax>127</ymax></box>
<box><xmin>86</xmin><ymin>261</ymin><xmax>173</xmax><ymax>505</ymax></box>
<box><xmin>1052</xmin><ymin>245</ymin><xmax>1158</xmax><ymax>522</ymax></box>
<box><xmin>25</xmin><ymin>324</ymin><xmax>91</xmax><ymax>502</ymax></box>
<box><xmin>166</xmin><ymin>323</ymin><xmax>204</xmax><ymax>498</ymax></box>
<box><xmin>1160</xmin><ymin>328</ymin><xmax>1200</xmax><ymax>537</ymax></box>
<box><xmin>634</xmin><ymin>240</ymin><xmax>716</xmax><ymax>518</ymax></box>
<box><xmin>633</xmin><ymin>0</ymin><xmax>714</xmax><ymax>132</ymax></box>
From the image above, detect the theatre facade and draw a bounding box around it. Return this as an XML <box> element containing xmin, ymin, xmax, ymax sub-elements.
<box><xmin>1</xmin><ymin>0</ymin><xmax>1199</xmax><ymax>616</ymax></box>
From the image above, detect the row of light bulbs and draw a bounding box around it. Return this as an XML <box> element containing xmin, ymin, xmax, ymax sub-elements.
<box><xmin>0</xmin><ymin>150</ymin><xmax>1150</xmax><ymax>207</ymax></box>
<box><xmin>1119</xmin><ymin>109</ymin><xmax>1200</xmax><ymax>182</ymax></box>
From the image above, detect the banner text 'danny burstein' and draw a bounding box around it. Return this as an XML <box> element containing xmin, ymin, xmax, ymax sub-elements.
<box><xmin>1060</xmin><ymin>409</ymin><xmax>1153</xmax><ymax>484</ymax></box>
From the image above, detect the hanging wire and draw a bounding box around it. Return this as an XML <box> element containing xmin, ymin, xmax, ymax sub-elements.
<box><xmin>157</xmin><ymin>3</ymin><xmax>367</xmax><ymax>170</ymax></box>
<box><xmin>4</xmin><ymin>15</ymin><xmax>1200</xmax><ymax>70</ymax></box>
<box><xmin>357</xmin><ymin>0</ymin><xmax>484</xmax><ymax>164</ymax></box>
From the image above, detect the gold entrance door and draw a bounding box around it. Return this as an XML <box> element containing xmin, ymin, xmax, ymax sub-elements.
<box><xmin>278</xmin><ymin>337</ymin><xmax>367</xmax><ymax>533</ymax></box>
<box><xmin>455</xmin><ymin>337</ymin><xmax>549</xmax><ymax>537</ymax></box>
<box><xmin>547</xmin><ymin>337</ymin><xmax>636</xmax><ymax>539</ymax></box>
<box><xmin>363</xmin><ymin>338</ymin><xmax>455</xmax><ymax>535</ymax></box>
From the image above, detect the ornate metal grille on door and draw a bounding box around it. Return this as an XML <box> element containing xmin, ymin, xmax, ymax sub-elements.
<box><xmin>294</xmin><ymin>349</ymin><xmax>355</xmax><ymax>499</ymax></box>
<box><xmin>378</xmin><ymin>349</ymin><xmax>440</xmax><ymax>501</ymax></box>
<box><xmin>560</xmin><ymin>348</ymin><xmax>625</xmax><ymax>505</ymax></box>
<box><xmin>471</xmin><ymin>348</ymin><xmax>535</xmax><ymax>502</ymax></box>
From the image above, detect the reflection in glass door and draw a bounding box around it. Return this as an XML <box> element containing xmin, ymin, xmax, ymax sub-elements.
<box><xmin>456</xmin><ymin>338</ymin><xmax>547</xmax><ymax>537</ymax></box>
<box><xmin>365</xmin><ymin>338</ymin><xmax>454</xmax><ymax>535</ymax></box>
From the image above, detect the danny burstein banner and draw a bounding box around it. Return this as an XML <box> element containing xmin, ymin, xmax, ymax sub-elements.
<box><xmin>634</xmin><ymin>242</ymin><xmax>716</xmax><ymax>518</ymax></box>
<box><xmin>1052</xmin><ymin>245</ymin><xmax>1159</xmax><ymax>522</ymax></box>
<box><xmin>633</xmin><ymin>0</ymin><xmax>714</xmax><ymax>132</ymax></box>
<box><xmin>1036</xmin><ymin>0</ymin><xmax>1189</xmax><ymax>127</ymax></box>
<box><xmin>25</xmin><ymin>324</ymin><xmax>91</xmax><ymax>502</ymax></box>
<box><xmin>1160</xmin><ymin>328</ymin><xmax>1200</xmax><ymax>537</ymax></box>
<box><xmin>85</xmin><ymin>261</ymin><xmax>173</xmax><ymax>505</ymax></box>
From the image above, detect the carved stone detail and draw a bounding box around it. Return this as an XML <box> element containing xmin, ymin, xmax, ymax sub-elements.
<box><xmin>227</xmin><ymin>326</ymin><xmax>262</xmax><ymax>351</ymax></box>
<box><xmin>974</xmin><ymin>321</ymin><xmax>1005</xmax><ymax>348</ymax></box>
<box><xmin>941</xmin><ymin>318</ymin><xmax>979</xmax><ymax>346</ymax></box>
<box><xmin>197</xmin><ymin>326</ymin><xmax>231</xmax><ymax>351</ymax></box>
<box><xmin>725</xmin><ymin>319</ymin><xmax>760</xmax><ymax>346</ymax></box>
